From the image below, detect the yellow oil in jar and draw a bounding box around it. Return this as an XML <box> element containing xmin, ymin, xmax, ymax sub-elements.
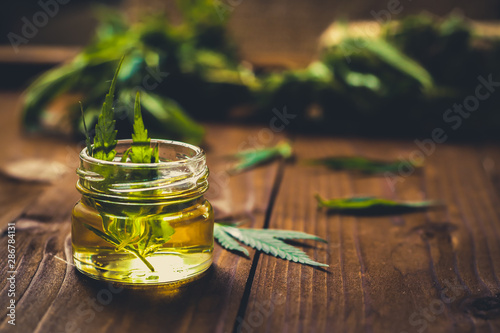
<box><xmin>72</xmin><ymin>196</ymin><xmax>214</xmax><ymax>285</ymax></box>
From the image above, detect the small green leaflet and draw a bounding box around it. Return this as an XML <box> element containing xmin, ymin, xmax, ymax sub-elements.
<box><xmin>228</xmin><ymin>141</ymin><xmax>293</xmax><ymax>174</ymax></box>
<box><xmin>82</xmin><ymin>222</ymin><xmax>156</xmax><ymax>272</ymax></box>
<box><xmin>84</xmin><ymin>201</ymin><xmax>176</xmax><ymax>272</ymax></box>
<box><xmin>122</xmin><ymin>91</ymin><xmax>159</xmax><ymax>163</ymax></box>
<box><xmin>131</xmin><ymin>91</ymin><xmax>151</xmax><ymax>163</ymax></box>
<box><xmin>214</xmin><ymin>223</ymin><xmax>249</xmax><ymax>256</ymax></box>
<box><xmin>214</xmin><ymin>223</ymin><xmax>328</xmax><ymax>267</ymax></box>
<box><xmin>139</xmin><ymin>218</ymin><xmax>175</xmax><ymax>257</ymax></box>
<box><xmin>93</xmin><ymin>56</ymin><xmax>124</xmax><ymax>161</ymax></box>
<box><xmin>307</xmin><ymin>156</ymin><xmax>422</xmax><ymax>175</ymax></box>
<box><xmin>79</xmin><ymin>102</ymin><xmax>93</xmax><ymax>156</ymax></box>
<box><xmin>315</xmin><ymin>194</ymin><xmax>438</xmax><ymax>214</ymax></box>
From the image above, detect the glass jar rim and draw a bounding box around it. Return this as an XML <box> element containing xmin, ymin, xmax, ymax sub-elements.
<box><xmin>80</xmin><ymin>139</ymin><xmax>205</xmax><ymax>168</ymax></box>
<box><xmin>77</xmin><ymin>139</ymin><xmax>209</xmax><ymax>202</ymax></box>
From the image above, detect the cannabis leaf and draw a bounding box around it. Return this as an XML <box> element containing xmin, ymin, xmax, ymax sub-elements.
<box><xmin>214</xmin><ymin>223</ymin><xmax>328</xmax><ymax>267</ymax></box>
<box><xmin>214</xmin><ymin>223</ymin><xmax>249</xmax><ymax>256</ymax></box>
<box><xmin>315</xmin><ymin>194</ymin><xmax>438</xmax><ymax>215</ymax></box>
<box><xmin>79</xmin><ymin>102</ymin><xmax>93</xmax><ymax>156</ymax></box>
<box><xmin>84</xmin><ymin>202</ymin><xmax>176</xmax><ymax>272</ymax></box>
<box><xmin>82</xmin><ymin>222</ymin><xmax>155</xmax><ymax>272</ymax></box>
<box><xmin>228</xmin><ymin>141</ymin><xmax>293</xmax><ymax>174</ymax></box>
<box><xmin>130</xmin><ymin>92</ymin><xmax>158</xmax><ymax>163</ymax></box>
<box><xmin>92</xmin><ymin>56</ymin><xmax>124</xmax><ymax>161</ymax></box>
<box><xmin>307</xmin><ymin>156</ymin><xmax>422</xmax><ymax>175</ymax></box>
<box><xmin>139</xmin><ymin>218</ymin><xmax>175</xmax><ymax>257</ymax></box>
<box><xmin>130</xmin><ymin>91</ymin><xmax>151</xmax><ymax>163</ymax></box>
<box><xmin>122</xmin><ymin>91</ymin><xmax>159</xmax><ymax>163</ymax></box>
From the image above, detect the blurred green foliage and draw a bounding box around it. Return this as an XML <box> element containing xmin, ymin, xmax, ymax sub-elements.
<box><xmin>265</xmin><ymin>14</ymin><xmax>500</xmax><ymax>138</ymax></box>
<box><xmin>22</xmin><ymin>6</ymin><xmax>500</xmax><ymax>141</ymax></box>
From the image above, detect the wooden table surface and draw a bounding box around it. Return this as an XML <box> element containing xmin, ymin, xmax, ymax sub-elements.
<box><xmin>1</xmin><ymin>91</ymin><xmax>500</xmax><ymax>333</ymax></box>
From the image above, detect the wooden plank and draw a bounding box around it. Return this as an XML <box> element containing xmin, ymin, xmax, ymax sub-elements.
<box><xmin>0</xmin><ymin>121</ymin><xmax>284</xmax><ymax>333</ymax></box>
<box><xmin>241</xmin><ymin>136</ymin><xmax>500</xmax><ymax>332</ymax></box>
<box><xmin>0</xmin><ymin>46</ymin><xmax>80</xmax><ymax>64</ymax></box>
<box><xmin>0</xmin><ymin>175</ymin><xmax>47</xmax><ymax>229</ymax></box>
<box><xmin>2</xmin><ymin>86</ymin><xmax>500</xmax><ymax>332</ymax></box>
<box><xmin>0</xmin><ymin>92</ymin><xmax>77</xmax><ymax>229</ymax></box>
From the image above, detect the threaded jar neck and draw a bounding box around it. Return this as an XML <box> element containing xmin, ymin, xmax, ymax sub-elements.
<box><xmin>76</xmin><ymin>139</ymin><xmax>208</xmax><ymax>203</ymax></box>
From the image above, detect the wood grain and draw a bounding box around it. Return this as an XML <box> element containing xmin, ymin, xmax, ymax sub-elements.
<box><xmin>0</xmin><ymin>90</ymin><xmax>284</xmax><ymax>333</ymax></box>
<box><xmin>240</xmin><ymin>137</ymin><xmax>500</xmax><ymax>333</ymax></box>
<box><xmin>2</xmin><ymin>89</ymin><xmax>500</xmax><ymax>333</ymax></box>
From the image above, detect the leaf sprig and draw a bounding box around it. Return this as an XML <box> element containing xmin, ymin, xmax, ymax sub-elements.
<box><xmin>121</xmin><ymin>92</ymin><xmax>159</xmax><ymax>163</ymax></box>
<box><xmin>214</xmin><ymin>223</ymin><xmax>328</xmax><ymax>267</ymax></box>
<box><xmin>315</xmin><ymin>194</ymin><xmax>438</xmax><ymax>214</ymax></box>
<box><xmin>92</xmin><ymin>56</ymin><xmax>123</xmax><ymax>161</ymax></box>
<box><xmin>306</xmin><ymin>156</ymin><xmax>422</xmax><ymax>175</ymax></box>
<box><xmin>228</xmin><ymin>141</ymin><xmax>293</xmax><ymax>174</ymax></box>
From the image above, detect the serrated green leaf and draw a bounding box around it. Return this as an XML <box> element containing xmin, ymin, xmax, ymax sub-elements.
<box><xmin>93</xmin><ymin>56</ymin><xmax>124</xmax><ymax>161</ymax></box>
<box><xmin>250</xmin><ymin>229</ymin><xmax>327</xmax><ymax>243</ymax></box>
<box><xmin>307</xmin><ymin>156</ymin><xmax>422</xmax><ymax>175</ymax></box>
<box><xmin>79</xmin><ymin>102</ymin><xmax>93</xmax><ymax>156</ymax></box>
<box><xmin>129</xmin><ymin>91</ymin><xmax>153</xmax><ymax>163</ymax></box>
<box><xmin>215</xmin><ymin>223</ymin><xmax>328</xmax><ymax>267</ymax></box>
<box><xmin>229</xmin><ymin>141</ymin><xmax>293</xmax><ymax>174</ymax></box>
<box><xmin>214</xmin><ymin>223</ymin><xmax>249</xmax><ymax>256</ymax></box>
<box><xmin>315</xmin><ymin>194</ymin><xmax>438</xmax><ymax>214</ymax></box>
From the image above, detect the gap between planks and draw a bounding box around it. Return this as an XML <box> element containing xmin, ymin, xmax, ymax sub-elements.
<box><xmin>231</xmin><ymin>156</ymin><xmax>288</xmax><ymax>333</ymax></box>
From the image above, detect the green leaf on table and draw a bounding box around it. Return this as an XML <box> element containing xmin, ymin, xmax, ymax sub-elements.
<box><xmin>92</xmin><ymin>56</ymin><xmax>124</xmax><ymax>161</ymax></box>
<box><xmin>228</xmin><ymin>141</ymin><xmax>293</xmax><ymax>174</ymax></box>
<box><xmin>214</xmin><ymin>223</ymin><xmax>249</xmax><ymax>256</ymax></box>
<box><xmin>214</xmin><ymin>223</ymin><xmax>328</xmax><ymax>267</ymax></box>
<box><xmin>307</xmin><ymin>156</ymin><xmax>422</xmax><ymax>174</ymax></box>
<box><xmin>315</xmin><ymin>194</ymin><xmax>438</xmax><ymax>214</ymax></box>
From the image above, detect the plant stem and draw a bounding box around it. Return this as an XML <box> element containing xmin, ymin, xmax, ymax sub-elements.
<box><xmin>129</xmin><ymin>248</ymin><xmax>155</xmax><ymax>272</ymax></box>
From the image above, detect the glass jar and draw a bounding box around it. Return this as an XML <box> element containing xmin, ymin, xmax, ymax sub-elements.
<box><xmin>71</xmin><ymin>139</ymin><xmax>214</xmax><ymax>285</ymax></box>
